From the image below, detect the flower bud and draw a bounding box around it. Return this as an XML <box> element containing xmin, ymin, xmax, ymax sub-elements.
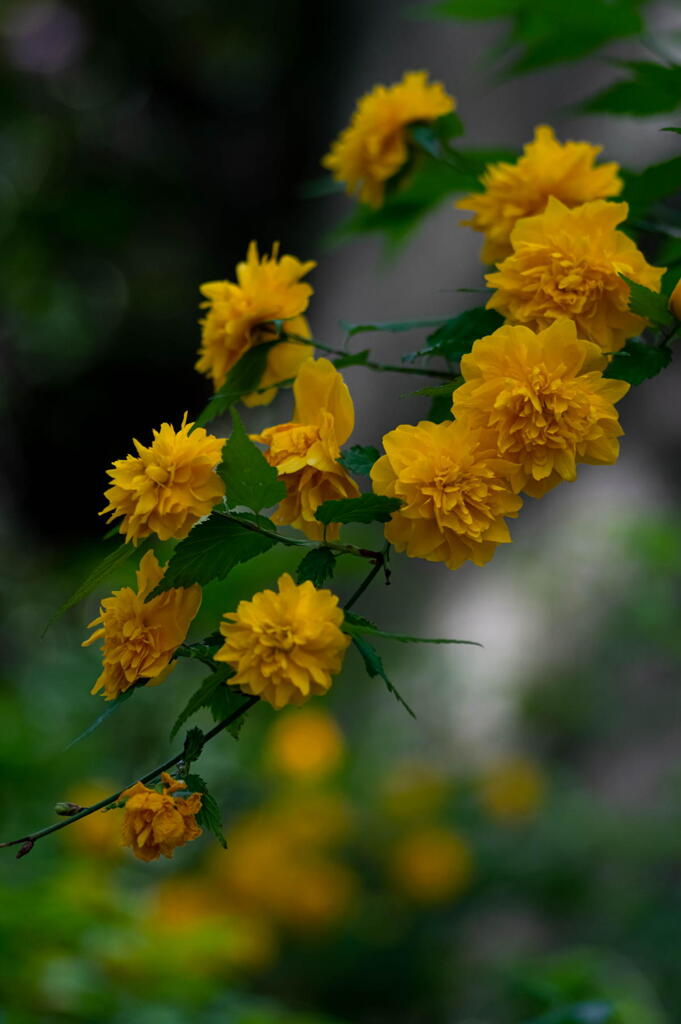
<box><xmin>668</xmin><ymin>278</ymin><xmax>681</xmax><ymax>321</ymax></box>
<box><xmin>54</xmin><ymin>801</ymin><xmax>83</xmax><ymax>816</ymax></box>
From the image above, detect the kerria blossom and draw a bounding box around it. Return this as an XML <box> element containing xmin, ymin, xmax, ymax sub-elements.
<box><xmin>322</xmin><ymin>70</ymin><xmax>455</xmax><ymax>208</ymax></box>
<box><xmin>82</xmin><ymin>550</ymin><xmax>201</xmax><ymax>700</ymax></box>
<box><xmin>457</xmin><ymin>125</ymin><xmax>622</xmax><ymax>264</ymax></box>
<box><xmin>120</xmin><ymin>772</ymin><xmax>202</xmax><ymax>862</ymax></box>
<box><xmin>101</xmin><ymin>415</ymin><xmax>224</xmax><ymax>543</ymax></box>
<box><xmin>454</xmin><ymin>319</ymin><xmax>630</xmax><ymax>497</ymax></box>
<box><xmin>371</xmin><ymin>419</ymin><xmax>522</xmax><ymax>570</ymax></box>
<box><xmin>486</xmin><ymin>197</ymin><xmax>665</xmax><ymax>354</ymax></box>
<box><xmin>253</xmin><ymin>357</ymin><xmax>359</xmax><ymax>541</ymax></box>
<box><xmin>214</xmin><ymin>573</ymin><xmax>350</xmax><ymax>710</ymax></box>
<box><xmin>196</xmin><ymin>241</ymin><xmax>316</xmax><ymax>405</ymax></box>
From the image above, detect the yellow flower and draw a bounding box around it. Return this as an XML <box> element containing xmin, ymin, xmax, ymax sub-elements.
<box><xmin>254</xmin><ymin>357</ymin><xmax>360</xmax><ymax>540</ymax></box>
<box><xmin>101</xmin><ymin>416</ymin><xmax>225</xmax><ymax>543</ymax></box>
<box><xmin>669</xmin><ymin>278</ymin><xmax>681</xmax><ymax>321</ymax></box>
<box><xmin>457</xmin><ymin>125</ymin><xmax>622</xmax><ymax>264</ymax></box>
<box><xmin>83</xmin><ymin>550</ymin><xmax>201</xmax><ymax>701</ymax></box>
<box><xmin>214</xmin><ymin>572</ymin><xmax>350</xmax><ymax>710</ymax></box>
<box><xmin>322</xmin><ymin>70</ymin><xmax>455</xmax><ymax>208</ymax></box>
<box><xmin>196</xmin><ymin>241</ymin><xmax>316</xmax><ymax>404</ymax></box>
<box><xmin>486</xmin><ymin>197</ymin><xmax>665</xmax><ymax>353</ymax></box>
<box><xmin>479</xmin><ymin>757</ymin><xmax>546</xmax><ymax>824</ymax></box>
<box><xmin>371</xmin><ymin>420</ymin><xmax>522</xmax><ymax>570</ymax></box>
<box><xmin>120</xmin><ymin>772</ymin><xmax>202</xmax><ymax>862</ymax></box>
<box><xmin>391</xmin><ymin>826</ymin><xmax>473</xmax><ymax>903</ymax></box>
<box><xmin>266</xmin><ymin>708</ymin><xmax>345</xmax><ymax>780</ymax></box>
<box><xmin>454</xmin><ymin>319</ymin><xmax>630</xmax><ymax>498</ymax></box>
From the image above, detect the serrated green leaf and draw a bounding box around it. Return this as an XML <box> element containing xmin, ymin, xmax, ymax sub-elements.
<box><xmin>405</xmin><ymin>307</ymin><xmax>503</xmax><ymax>363</ymax></box>
<box><xmin>582</xmin><ymin>61</ymin><xmax>681</xmax><ymax>116</ymax></box>
<box><xmin>194</xmin><ymin>341</ymin><xmax>276</xmax><ymax>428</ymax></box>
<box><xmin>333</xmin><ymin>349</ymin><xmax>370</xmax><ymax>369</ymax></box>
<box><xmin>351</xmin><ymin>636</ymin><xmax>415</xmax><ymax>718</ymax></box>
<box><xmin>65</xmin><ymin>684</ymin><xmax>140</xmax><ymax>751</ymax></box>
<box><xmin>185</xmin><ymin>773</ymin><xmax>227</xmax><ymax>849</ymax></box>
<box><xmin>622</xmin><ymin>277</ymin><xmax>673</xmax><ymax>328</ymax></box>
<box><xmin>344</xmin><ymin>611</ymin><xmax>481</xmax><ymax>646</ymax></box>
<box><xmin>220</xmin><ymin>408</ymin><xmax>285</xmax><ymax>512</ymax></box>
<box><xmin>621</xmin><ymin>156</ymin><xmax>681</xmax><ymax>215</ymax></box>
<box><xmin>605</xmin><ymin>339</ymin><xmax>672</xmax><ymax>385</ymax></box>
<box><xmin>296</xmin><ymin>547</ymin><xmax>337</xmax><ymax>587</ymax></box>
<box><xmin>338</xmin><ymin>444</ymin><xmax>380</xmax><ymax>475</ymax></box>
<box><xmin>428</xmin><ymin>393</ymin><xmax>455</xmax><ymax>422</ymax></box>
<box><xmin>207</xmin><ymin>683</ymin><xmax>252</xmax><ymax>739</ymax></box>
<box><xmin>411</xmin><ymin>378</ymin><xmax>461</xmax><ymax>398</ymax></box>
<box><xmin>340</xmin><ymin>316</ymin><xmax>448</xmax><ymax>338</ymax></box>
<box><xmin>43</xmin><ymin>538</ymin><xmax>148</xmax><ymax>636</ymax></box>
<box><xmin>182</xmin><ymin>726</ymin><xmax>204</xmax><ymax>765</ymax></box>
<box><xmin>148</xmin><ymin>511</ymin><xmax>279</xmax><ymax>597</ymax></box>
<box><xmin>315</xmin><ymin>494</ymin><xmax>402</xmax><ymax>526</ymax></box>
<box><xmin>170</xmin><ymin>666</ymin><xmax>233</xmax><ymax>740</ymax></box>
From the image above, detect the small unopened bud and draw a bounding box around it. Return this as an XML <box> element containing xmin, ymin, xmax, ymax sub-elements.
<box><xmin>16</xmin><ymin>839</ymin><xmax>34</xmax><ymax>859</ymax></box>
<box><xmin>668</xmin><ymin>279</ymin><xmax>681</xmax><ymax>322</ymax></box>
<box><xmin>54</xmin><ymin>801</ymin><xmax>83</xmax><ymax>817</ymax></box>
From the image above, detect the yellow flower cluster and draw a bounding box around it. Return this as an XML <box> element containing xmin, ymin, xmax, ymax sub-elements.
<box><xmin>215</xmin><ymin>572</ymin><xmax>350</xmax><ymax>709</ymax></box>
<box><xmin>102</xmin><ymin>415</ymin><xmax>224</xmax><ymax>543</ymax></box>
<box><xmin>323</xmin><ymin>70</ymin><xmax>455</xmax><ymax>207</ymax></box>
<box><xmin>457</xmin><ymin>125</ymin><xmax>623</xmax><ymax>264</ymax></box>
<box><xmin>120</xmin><ymin>772</ymin><xmax>202</xmax><ymax>862</ymax></box>
<box><xmin>197</xmin><ymin>240</ymin><xmax>315</xmax><ymax>404</ymax></box>
<box><xmin>254</xmin><ymin>357</ymin><xmax>359</xmax><ymax>540</ymax></box>
<box><xmin>83</xmin><ymin>551</ymin><xmax>201</xmax><ymax>701</ymax></box>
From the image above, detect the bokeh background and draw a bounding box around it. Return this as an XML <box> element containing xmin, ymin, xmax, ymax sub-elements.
<box><xmin>1</xmin><ymin>1</ymin><xmax>681</xmax><ymax>1022</ymax></box>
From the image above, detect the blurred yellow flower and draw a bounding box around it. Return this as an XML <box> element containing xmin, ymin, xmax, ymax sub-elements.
<box><xmin>120</xmin><ymin>772</ymin><xmax>202</xmax><ymax>862</ymax></box>
<box><xmin>486</xmin><ymin>198</ymin><xmax>665</xmax><ymax>354</ymax></box>
<box><xmin>254</xmin><ymin>357</ymin><xmax>359</xmax><ymax>540</ymax></box>
<box><xmin>322</xmin><ymin>70</ymin><xmax>455</xmax><ymax>208</ymax></box>
<box><xmin>669</xmin><ymin>278</ymin><xmax>681</xmax><ymax>321</ymax></box>
<box><xmin>266</xmin><ymin>708</ymin><xmax>345</xmax><ymax>780</ymax></box>
<box><xmin>196</xmin><ymin>241</ymin><xmax>316</xmax><ymax>404</ymax></box>
<box><xmin>381</xmin><ymin>762</ymin><xmax>449</xmax><ymax>821</ymax></box>
<box><xmin>454</xmin><ymin>319</ymin><xmax>630</xmax><ymax>498</ymax></box>
<box><xmin>457</xmin><ymin>125</ymin><xmax>622</xmax><ymax>265</ymax></box>
<box><xmin>215</xmin><ymin>573</ymin><xmax>350</xmax><ymax>709</ymax></box>
<box><xmin>479</xmin><ymin>757</ymin><xmax>546</xmax><ymax>823</ymax></box>
<box><xmin>62</xmin><ymin>781</ymin><xmax>121</xmax><ymax>858</ymax></box>
<box><xmin>83</xmin><ymin>550</ymin><xmax>201</xmax><ymax>701</ymax></box>
<box><xmin>391</xmin><ymin>826</ymin><xmax>473</xmax><ymax>903</ymax></box>
<box><xmin>101</xmin><ymin>415</ymin><xmax>224</xmax><ymax>543</ymax></box>
<box><xmin>371</xmin><ymin>419</ymin><xmax>522</xmax><ymax>570</ymax></box>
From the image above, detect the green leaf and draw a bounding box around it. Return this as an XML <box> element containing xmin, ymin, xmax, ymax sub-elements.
<box><xmin>351</xmin><ymin>636</ymin><xmax>416</xmax><ymax>718</ymax></box>
<box><xmin>621</xmin><ymin>277</ymin><xmax>673</xmax><ymax>328</ymax></box>
<box><xmin>428</xmin><ymin>393</ymin><xmax>455</xmax><ymax>422</ymax></box>
<box><xmin>315</xmin><ymin>494</ymin><xmax>402</xmax><ymax>525</ymax></box>
<box><xmin>663</xmin><ymin>127</ymin><xmax>681</xmax><ymax>135</ymax></box>
<box><xmin>194</xmin><ymin>341</ymin><xmax>276</xmax><ymax>428</ymax></box>
<box><xmin>582</xmin><ymin>61</ymin><xmax>681</xmax><ymax>116</ymax></box>
<box><xmin>621</xmin><ymin>156</ymin><xmax>681</xmax><ymax>215</ymax></box>
<box><xmin>185</xmin><ymin>773</ymin><xmax>227</xmax><ymax>849</ymax></box>
<box><xmin>424</xmin><ymin>0</ymin><xmax>644</xmax><ymax>75</ymax></box>
<box><xmin>182</xmin><ymin>726</ymin><xmax>204</xmax><ymax>766</ymax></box>
<box><xmin>344</xmin><ymin>611</ymin><xmax>481</xmax><ymax>646</ymax></box>
<box><xmin>65</xmin><ymin>685</ymin><xmax>140</xmax><ymax>750</ymax></box>
<box><xmin>169</xmin><ymin>665</ymin><xmax>233</xmax><ymax>740</ymax></box>
<box><xmin>148</xmin><ymin>511</ymin><xmax>279</xmax><ymax>597</ymax></box>
<box><xmin>43</xmin><ymin>538</ymin><xmax>147</xmax><ymax>636</ymax></box>
<box><xmin>340</xmin><ymin>316</ymin><xmax>449</xmax><ymax>338</ymax></box>
<box><xmin>207</xmin><ymin>683</ymin><xmax>253</xmax><ymax>738</ymax></box>
<box><xmin>330</xmin><ymin>149</ymin><xmax>515</xmax><ymax>250</ymax></box>
<box><xmin>605</xmin><ymin>339</ymin><xmax>672</xmax><ymax>385</ymax></box>
<box><xmin>296</xmin><ymin>547</ymin><xmax>337</xmax><ymax>587</ymax></box>
<box><xmin>219</xmin><ymin>408</ymin><xmax>285</xmax><ymax>512</ymax></box>
<box><xmin>338</xmin><ymin>444</ymin><xmax>380</xmax><ymax>475</ymax></box>
<box><xmin>411</xmin><ymin>378</ymin><xmax>461</xmax><ymax>398</ymax></box>
<box><xmin>405</xmin><ymin>307</ymin><xmax>503</xmax><ymax>363</ymax></box>
<box><xmin>332</xmin><ymin>349</ymin><xmax>370</xmax><ymax>369</ymax></box>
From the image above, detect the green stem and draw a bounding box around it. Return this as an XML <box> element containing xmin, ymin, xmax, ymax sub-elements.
<box><xmin>283</xmin><ymin>332</ymin><xmax>453</xmax><ymax>380</ymax></box>
<box><xmin>0</xmin><ymin>696</ymin><xmax>259</xmax><ymax>855</ymax></box>
<box><xmin>218</xmin><ymin>509</ymin><xmax>383</xmax><ymax>563</ymax></box>
<box><xmin>344</xmin><ymin>545</ymin><xmax>390</xmax><ymax>611</ymax></box>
